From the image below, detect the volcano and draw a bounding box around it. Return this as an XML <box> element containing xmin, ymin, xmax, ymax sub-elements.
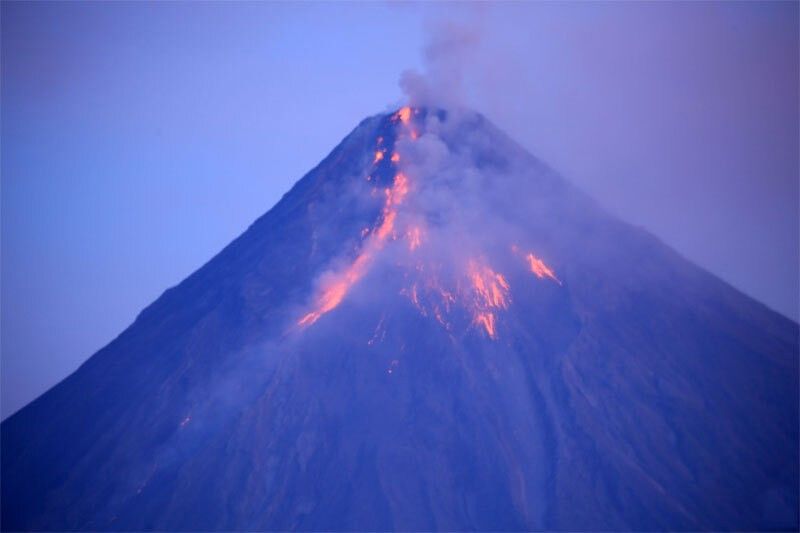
<box><xmin>2</xmin><ymin>107</ymin><xmax>797</xmax><ymax>531</ymax></box>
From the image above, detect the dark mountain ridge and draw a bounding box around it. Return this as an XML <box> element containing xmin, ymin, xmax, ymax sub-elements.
<box><xmin>2</xmin><ymin>107</ymin><xmax>797</xmax><ymax>531</ymax></box>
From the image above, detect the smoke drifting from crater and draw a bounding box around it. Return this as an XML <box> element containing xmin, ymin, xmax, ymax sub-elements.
<box><xmin>395</xmin><ymin>3</ymin><xmax>799</xmax><ymax>324</ymax></box>
<box><xmin>294</xmin><ymin>105</ymin><xmax>568</xmax><ymax>342</ymax></box>
<box><xmin>399</xmin><ymin>19</ymin><xmax>481</xmax><ymax>109</ymax></box>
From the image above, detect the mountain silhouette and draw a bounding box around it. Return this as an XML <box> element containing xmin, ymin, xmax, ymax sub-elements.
<box><xmin>2</xmin><ymin>108</ymin><xmax>797</xmax><ymax>531</ymax></box>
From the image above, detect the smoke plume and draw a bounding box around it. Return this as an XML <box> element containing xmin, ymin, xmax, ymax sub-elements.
<box><xmin>399</xmin><ymin>19</ymin><xmax>481</xmax><ymax>108</ymax></box>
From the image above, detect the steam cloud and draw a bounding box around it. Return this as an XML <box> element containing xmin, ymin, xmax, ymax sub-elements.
<box><xmin>399</xmin><ymin>19</ymin><xmax>482</xmax><ymax>109</ymax></box>
<box><xmin>293</xmin><ymin>101</ymin><xmax>574</xmax><ymax>345</ymax></box>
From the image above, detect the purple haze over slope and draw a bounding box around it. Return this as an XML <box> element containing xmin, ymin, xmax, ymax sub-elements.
<box><xmin>1</xmin><ymin>2</ymin><xmax>797</xmax><ymax>420</ymax></box>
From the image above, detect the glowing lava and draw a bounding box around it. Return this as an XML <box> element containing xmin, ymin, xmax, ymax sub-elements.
<box><xmin>298</xmin><ymin>110</ymin><xmax>416</xmax><ymax>327</ymax></box>
<box><xmin>300</xmin><ymin>108</ymin><xmax>565</xmax><ymax>338</ymax></box>
<box><xmin>511</xmin><ymin>245</ymin><xmax>562</xmax><ymax>285</ymax></box>
<box><xmin>401</xmin><ymin>259</ymin><xmax>512</xmax><ymax>339</ymax></box>
<box><xmin>407</xmin><ymin>226</ymin><xmax>422</xmax><ymax>251</ymax></box>
<box><xmin>468</xmin><ymin>261</ymin><xmax>510</xmax><ymax>308</ymax></box>
<box><xmin>525</xmin><ymin>253</ymin><xmax>561</xmax><ymax>285</ymax></box>
<box><xmin>474</xmin><ymin>313</ymin><xmax>496</xmax><ymax>338</ymax></box>
<box><xmin>298</xmin><ymin>171</ymin><xmax>409</xmax><ymax>327</ymax></box>
<box><xmin>302</xmin><ymin>107</ymin><xmax>526</xmax><ymax>335</ymax></box>
<box><xmin>395</xmin><ymin>106</ymin><xmax>412</xmax><ymax>124</ymax></box>
<box><xmin>298</xmin><ymin>253</ymin><xmax>370</xmax><ymax>326</ymax></box>
<box><xmin>466</xmin><ymin>260</ymin><xmax>511</xmax><ymax>338</ymax></box>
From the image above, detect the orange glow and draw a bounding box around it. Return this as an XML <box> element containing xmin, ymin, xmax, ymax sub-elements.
<box><xmin>392</xmin><ymin>106</ymin><xmax>418</xmax><ymax>139</ymax></box>
<box><xmin>345</xmin><ymin>111</ymin><xmax>565</xmax><ymax>342</ymax></box>
<box><xmin>299</xmin><ymin>105</ymin><xmax>422</xmax><ymax>329</ymax></box>
<box><xmin>389</xmin><ymin>172</ymin><xmax>409</xmax><ymax>201</ymax></box>
<box><xmin>399</xmin><ymin>259</ymin><xmax>511</xmax><ymax>339</ymax></box>
<box><xmin>299</xmin><ymin>249</ymin><xmax>372</xmax><ymax>327</ymax></box>
<box><xmin>298</xmin><ymin>311</ymin><xmax>320</xmax><ymax>326</ymax></box>
<box><xmin>396</xmin><ymin>106</ymin><xmax>412</xmax><ymax>124</ymax></box>
<box><xmin>468</xmin><ymin>261</ymin><xmax>510</xmax><ymax>309</ymax></box>
<box><xmin>298</xmin><ymin>277</ymin><xmax>349</xmax><ymax>326</ymax></box>
<box><xmin>401</xmin><ymin>275</ymin><xmax>455</xmax><ymax>332</ymax></box>
<box><xmin>474</xmin><ymin>313</ymin><xmax>496</xmax><ymax>338</ymax></box>
<box><xmin>510</xmin><ymin>244</ymin><xmax>562</xmax><ymax>286</ymax></box>
<box><xmin>407</xmin><ymin>226</ymin><xmax>422</xmax><ymax>250</ymax></box>
<box><xmin>433</xmin><ymin>307</ymin><xmax>449</xmax><ymax>329</ymax></box>
<box><xmin>467</xmin><ymin>259</ymin><xmax>511</xmax><ymax>338</ymax></box>
<box><xmin>375</xmin><ymin>210</ymin><xmax>396</xmax><ymax>240</ymax></box>
<box><xmin>526</xmin><ymin>253</ymin><xmax>561</xmax><ymax>285</ymax></box>
<box><xmin>409</xmin><ymin>284</ymin><xmax>420</xmax><ymax>307</ymax></box>
<box><xmin>439</xmin><ymin>287</ymin><xmax>456</xmax><ymax>308</ymax></box>
<box><xmin>299</xmin><ymin>171</ymin><xmax>410</xmax><ymax>327</ymax></box>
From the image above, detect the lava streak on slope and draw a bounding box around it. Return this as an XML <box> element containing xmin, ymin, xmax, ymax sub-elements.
<box><xmin>297</xmin><ymin>253</ymin><xmax>371</xmax><ymax>326</ymax></box>
<box><xmin>299</xmin><ymin>107</ymin><xmax>562</xmax><ymax>339</ymax></box>
<box><xmin>298</xmin><ymin>170</ymin><xmax>411</xmax><ymax>326</ymax></box>
<box><xmin>511</xmin><ymin>245</ymin><xmax>562</xmax><ymax>285</ymax></box>
<box><xmin>399</xmin><ymin>259</ymin><xmax>512</xmax><ymax>339</ymax></box>
<box><xmin>526</xmin><ymin>253</ymin><xmax>561</xmax><ymax>284</ymax></box>
<box><xmin>406</xmin><ymin>226</ymin><xmax>422</xmax><ymax>251</ymax></box>
<box><xmin>466</xmin><ymin>259</ymin><xmax>511</xmax><ymax>338</ymax></box>
<box><xmin>394</xmin><ymin>106</ymin><xmax>412</xmax><ymax>124</ymax></box>
<box><xmin>298</xmin><ymin>109</ymin><xmax>417</xmax><ymax>327</ymax></box>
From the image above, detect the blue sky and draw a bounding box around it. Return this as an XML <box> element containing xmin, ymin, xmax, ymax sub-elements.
<box><xmin>2</xmin><ymin>2</ymin><xmax>797</xmax><ymax>419</ymax></box>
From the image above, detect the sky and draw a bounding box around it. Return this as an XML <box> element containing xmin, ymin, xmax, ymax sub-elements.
<box><xmin>2</xmin><ymin>2</ymin><xmax>797</xmax><ymax>420</ymax></box>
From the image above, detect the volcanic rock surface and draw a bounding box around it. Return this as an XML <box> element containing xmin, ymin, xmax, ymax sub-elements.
<box><xmin>2</xmin><ymin>108</ymin><xmax>797</xmax><ymax>531</ymax></box>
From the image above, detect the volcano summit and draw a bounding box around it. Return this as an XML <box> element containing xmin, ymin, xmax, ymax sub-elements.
<box><xmin>2</xmin><ymin>107</ymin><xmax>797</xmax><ymax>531</ymax></box>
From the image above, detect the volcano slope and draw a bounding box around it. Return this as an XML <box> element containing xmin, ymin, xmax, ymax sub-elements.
<box><xmin>2</xmin><ymin>107</ymin><xmax>797</xmax><ymax>531</ymax></box>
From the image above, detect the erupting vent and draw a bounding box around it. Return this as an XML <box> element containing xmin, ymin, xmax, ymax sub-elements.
<box><xmin>3</xmin><ymin>102</ymin><xmax>795</xmax><ymax>533</ymax></box>
<box><xmin>298</xmin><ymin>107</ymin><xmax>561</xmax><ymax>339</ymax></box>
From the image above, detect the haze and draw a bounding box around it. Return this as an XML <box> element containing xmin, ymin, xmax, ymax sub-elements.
<box><xmin>2</xmin><ymin>2</ymin><xmax>797</xmax><ymax>420</ymax></box>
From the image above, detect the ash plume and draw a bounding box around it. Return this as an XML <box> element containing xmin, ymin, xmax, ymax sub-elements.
<box><xmin>399</xmin><ymin>19</ymin><xmax>482</xmax><ymax>109</ymax></box>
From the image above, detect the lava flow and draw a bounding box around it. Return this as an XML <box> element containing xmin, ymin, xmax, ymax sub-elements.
<box><xmin>298</xmin><ymin>108</ymin><xmax>416</xmax><ymax>327</ymax></box>
<box><xmin>395</xmin><ymin>106</ymin><xmax>412</xmax><ymax>124</ymax></box>
<box><xmin>298</xmin><ymin>171</ymin><xmax>410</xmax><ymax>326</ymax></box>
<box><xmin>525</xmin><ymin>253</ymin><xmax>561</xmax><ymax>285</ymax></box>
<box><xmin>466</xmin><ymin>259</ymin><xmax>511</xmax><ymax>338</ymax></box>
<box><xmin>511</xmin><ymin>245</ymin><xmax>561</xmax><ymax>285</ymax></box>
<box><xmin>406</xmin><ymin>226</ymin><xmax>422</xmax><ymax>251</ymax></box>
<box><xmin>400</xmin><ymin>259</ymin><xmax>512</xmax><ymax>339</ymax></box>
<box><xmin>299</xmin><ymin>107</ymin><xmax>559</xmax><ymax>338</ymax></box>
